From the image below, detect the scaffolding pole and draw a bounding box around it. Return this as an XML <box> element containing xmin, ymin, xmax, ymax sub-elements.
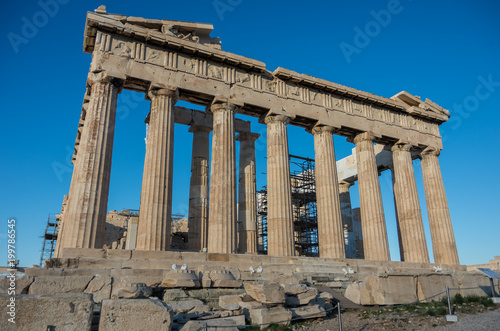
<box><xmin>40</xmin><ymin>213</ymin><xmax>59</xmax><ymax>267</ymax></box>
<box><xmin>256</xmin><ymin>154</ymin><xmax>319</xmax><ymax>256</ymax></box>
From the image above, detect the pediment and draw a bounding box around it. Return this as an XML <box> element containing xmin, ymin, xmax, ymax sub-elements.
<box><xmin>88</xmin><ymin>5</ymin><xmax>221</xmax><ymax>50</ymax></box>
<box><xmin>391</xmin><ymin>91</ymin><xmax>450</xmax><ymax>123</ymax></box>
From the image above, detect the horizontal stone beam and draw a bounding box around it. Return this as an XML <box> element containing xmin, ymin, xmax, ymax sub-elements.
<box><xmin>337</xmin><ymin>144</ymin><xmax>420</xmax><ymax>183</ymax></box>
<box><xmin>173</xmin><ymin>106</ymin><xmax>251</xmax><ymax>133</ymax></box>
<box><xmin>91</xmin><ymin>51</ymin><xmax>443</xmax><ymax>150</ymax></box>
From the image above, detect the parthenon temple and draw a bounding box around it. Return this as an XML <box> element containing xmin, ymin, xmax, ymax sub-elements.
<box><xmin>55</xmin><ymin>7</ymin><xmax>459</xmax><ymax>266</ymax></box>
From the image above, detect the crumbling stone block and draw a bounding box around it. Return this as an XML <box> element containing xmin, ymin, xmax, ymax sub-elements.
<box><xmin>100</xmin><ymin>298</ymin><xmax>174</xmax><ymax>330</ymax></box>
<box><xmin>244</xmin><ymin>282</ymin><xmax>285</xmax><ymax>304</ymax></box>
<box><xmin>249</xmin><ymin>306</ymin><xmax>292</xmax><ymax>330</ymax></box>
<box><xmin>0</xmin><ymin>293</ymin><xmax>93</xmax><ymax>331</ymax></box>
<box><xmin>111</xmin><ymin>282</ymin><xmax>152</xmax><ymax>299</ymax></box>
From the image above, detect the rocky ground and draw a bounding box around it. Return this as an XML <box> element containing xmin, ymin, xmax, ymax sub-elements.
<box><xmin>293</xmin><ymin>301</ymin><xmax>499</xmax><ymax>331</ymax></box>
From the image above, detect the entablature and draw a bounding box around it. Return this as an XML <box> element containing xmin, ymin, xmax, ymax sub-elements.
<box><xmin>82</xmin><ymin>9</ymin><xmax>449</xmax><ymax>150</ymax></box>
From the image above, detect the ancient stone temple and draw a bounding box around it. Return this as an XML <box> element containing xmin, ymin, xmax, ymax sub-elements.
<box><xmin>12</xmin><ymin>8</ymin><xmax>500</xmax><ymax>330</ymax></box>
<box><xmin>56</xmin><ymin>7</ymin><xmax>459</xmax><ymax>266</ymax></box>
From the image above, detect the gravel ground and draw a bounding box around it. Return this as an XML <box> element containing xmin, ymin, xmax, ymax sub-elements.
<box><xmin>294</xmin><ymin>307</ymin><xmax>500</xmax><ymax>330</ymax></box>
<box><xmin>433</xmin><ymin>309</ymin><xmax>500</xmax><ymax>331</ymax></box>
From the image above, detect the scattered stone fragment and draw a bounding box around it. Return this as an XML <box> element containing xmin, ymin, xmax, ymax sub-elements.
<box><xmin>283</xmin><ymin>283</ymin><xmax>308</xmax><ymax>295</ymax></box>
<box><xmin>319</xmin><ymin>291</ymin><xmax>334</xmax><ymax>300</ymax></box>
<box><xmin>162</xmin><ymin>270</ymin><xmax>200</xmax><ymax>288</ymax></box>
<box><xmin>100</xmin><ymin>298</ymin><xmax>174</xmax><ymax>330</ymax></box>
<box><xmin>285</xmin><ymin>288</ymin><xmax>318</xmax><ymax>307</ymax></box>
<box><xmin>209</xmin><ymin>270</ymin><xmax>242</xmax><ymax>288</ymax></box>
<box><xmin>181</xmin><ymin>315</ymin><xmax>243</xmax><ymax>331</ymax></box>
<box><xmin>221</xmin><ymin>303</ymin><xmax>240</xmax><ymax>311</ymax></box>
<box><xmin>84</xmin><ymin>274</ymin><xmax>112</xmax><ymax>302</ymax></box>
<box><xmin>0</xmin><ymin>293</ymin><xmax>94</xmax><ymax>331</ymax></box>
<box><xmin>244</xmin><ymin>282</ymin><xmax>285</xmax><ymax>304</ymax></box>
<box><xmin>28</xmin><ymin>275</ymin><xmax>93</xmax><ymax>294</ymax></box>
<box><xmin>289</xmin><ymin>304</ymin><xmax>326</xmax><ymax>319</ymax></box>
<box><xmin>219</xmin><ymin>294</ymin><xmax>242</xmax><ymax>306</ymax></box>
<box><xmin>111</xmin><ymin>282</ymin><xmax>152</xmax><ymax>299</ymax></box>
<box><xmin>249</xmin><ymin>306</ymin><xmax>292</xmax><ymax>330</ymax></box>
<box><xmin>163</xmin><ymin>288</ymin><xmax>189</xmax><ymax>302</ymax></box>
<box><xmin>168</xmin><ymin>299</ymin><xmax>206</xmax><ymax>314</ymax></box>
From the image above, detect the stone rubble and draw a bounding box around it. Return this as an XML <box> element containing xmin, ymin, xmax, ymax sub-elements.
<box><xmin>6</xmin><ymin>266</ymin><xmax>339</xmax><ymax>330</ymax></box>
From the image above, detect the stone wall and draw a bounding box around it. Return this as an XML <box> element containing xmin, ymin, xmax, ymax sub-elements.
<box><xmin>102</xmin><ymin>211</ymin><xmax>189</xmax><ymax>250</ymax></box>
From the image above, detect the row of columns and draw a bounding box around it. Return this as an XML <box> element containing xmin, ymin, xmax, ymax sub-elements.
<box><xmin>59</xmin><ymin>74</ymin><xmax>458</xmax><ymax>265</ymax></box>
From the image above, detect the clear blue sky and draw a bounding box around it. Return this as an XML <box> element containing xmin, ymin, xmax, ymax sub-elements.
<box><xmin>1</xmin><ymin>0</ymin><xmax>499</xmax><ymax>267</ymax></box>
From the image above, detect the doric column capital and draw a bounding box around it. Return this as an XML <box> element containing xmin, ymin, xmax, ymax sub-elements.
<box><xmin>87</xmin><ymin>71</ymin><xmax>124</xmax><ymax>92</ymax></box>
<box><xmin>147</xmin><ymin>86</ymin><xmax>179</xmax><ymax>102</ymax></box>
<box><xmin>264</xmin><ymin>114</ymin><xmax>291</xmax><ymax>125</ymax></box>
<box><xmin>209</xmin><ymin>101</ymin><xmax>240</xmax><ymax>114</ymax></box>
<box><xmin>188</xmin><ymin>124</ymin><xmax>212</xmax><ymax>134</ymax></box>
<box><xmin>310</xmin><ymin>125</ymin><xmax>336</xmax><ymax>136</ymax></box>
<box><xmin>236</xmin><ymin>132</ymin><xmax>260</xmax><ymax>142</ymax></box>
<box><xmin>419</xmin><ymin>146</ymin><xmax>441</xmax><ymax>159</ymax></box>
<box><xmin>338</xmin><ymin>180</ymin><xmax>354</xmax><ymax>190</ymax></box>
<box><xmin>389</xmin><ymin>141</ymin><xmax>413</xmax><ymax>153</ymax></box>
<box><xmin>352</xmin><ymin>131</ymin><xmax>374</xmax><ymax>145</ymax></box>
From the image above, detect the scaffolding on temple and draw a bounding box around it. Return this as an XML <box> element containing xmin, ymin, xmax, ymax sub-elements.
<box><xmin>256</xmin><ymin>154</ymin><xmax>319</xmax><ymax>256</ymax></box>
<box><xmin>289</xmin><ymin>154</ymin><xmax>318</xmax><ymax>257</ymax></box>
<box><xmin>40</xmin><ymin>213</ymin><xmax>59</xmax><ymax>267</ymax></box>
<box><xmin>256</xmin><ymin>186</ymin><xmax>268</xmax><ymax>254</ymax></box>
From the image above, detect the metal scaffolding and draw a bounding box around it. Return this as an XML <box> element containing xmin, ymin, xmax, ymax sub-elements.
<box><xmin>256</xmin><ymin>154</ymin><xmax>319</xmax><ymax>256</ymax></box>
<box><xmin>290</xmin><ymin>154</ymin><xmax>318</xmax><ymax>257</ymax></box>
<box><xmin>40</xmin><ymin>213</ymin><xmax>59</xmax><ymax>266</ymax></box>
<box><xmin>256</xmin><ymin>186</ymin><xmax>268</xmax><ymax>254</ymax></box>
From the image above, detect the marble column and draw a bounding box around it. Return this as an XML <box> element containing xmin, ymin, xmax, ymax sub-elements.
<box><xmin>207</xmin><ymin>101</ymin><xmax>238</xmax><ymax>254</ymax></box>
<box><xmin>136</xmin><ymin>87</ymin><xmax>178</xmax><ymax>251</ymax></box>
<box><xmin>391</xmin><ymin>142</ymin><xmax>429</xmax><ymax>263</ymax></box>
<box><xmin>188</xmin><ymin>124</ymin><xmax>212</xmax><ymax>252</ymax></box>
<box><xmin>420</xmin><ymin>147</ymin><xmax>460</xmax><ymax>265</ymax></box>
<box><xmin>60</xmin><ymin>74</ymin><xmax>122</xmax><ymax>250</ymax></box>
<box><xmin>236</xmin><ymin>132</ymin><xmax>260</xmax><ymax>254</ymax></box>
<box><xmin>312</xmin><ymin>126</ymin><xmax>345</xmax><ymax>258</ymax></box>
<box><xmin>353</xmin><ymin>132</ymin><xmax>390</xmax><ymax>261</ymax></box>
<box><xmin>339</xmin><ymin>181</ymin><xmax>356</xmax><ymax>259</ymax></box>
<box><xmin>53</xmin><ymin>195</ymin><xmax>68</xmax><ymax>258</ymax></box>
<box><xmin>265</xmin><ymin>115</ymin><xmax>295</xmax><ymax>256</ymax></box>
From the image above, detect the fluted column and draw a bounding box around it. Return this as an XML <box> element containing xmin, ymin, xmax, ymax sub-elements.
<box><xmin>339</xmin><ymin>181</ymin><xmax>356</xmax><ymax>259</ymax></box>
<box><xmin>207</xmin><ymin>101</ymin><xmax>238</xmax><ymax>253</ymax></box>
<box><xmin>353</xmin><ymin>132</ymin><xmax>390</xmax><ymax>261</ymax></box>
<box><xmin>420</xmin><ymin>147</ymin><xmax>459</xmax><ymax>265</ymax></box>
<box><xmin>53</xmin><ymin>195</ymin><xmax>68</xmax><ymax>258</ymax></box>
<box><xmin>136</xmin><ymin>87</ymin><xmax>178</xmax><ymax>251</ymax></box>
<box><xmin>312</xmin><ymin>126</ymin><xmax>345</xmax><ymax>258</ymax></box>
<box><xmin>236</xmin><ymin>132</ymin><xmax>260</xmax><ymax>254</ymax></box>
<box><xmin>60</xmin><ymin>73</ymin><xmax>122</xmax><ymax>250</ymax></box>
<box><xmin>188</xmin><ymin>124</ymin><xmax>212</xmax><ymax>252</ymax></box>
<box><xmin>391</xmin><ymin>142</ymin><xmax>429</xmax><ymax>263</ymax></box>
<box><xmin>265</xmin><ymin>115</ymin><xmax>295</xmax><ymax>256</ymax></box>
